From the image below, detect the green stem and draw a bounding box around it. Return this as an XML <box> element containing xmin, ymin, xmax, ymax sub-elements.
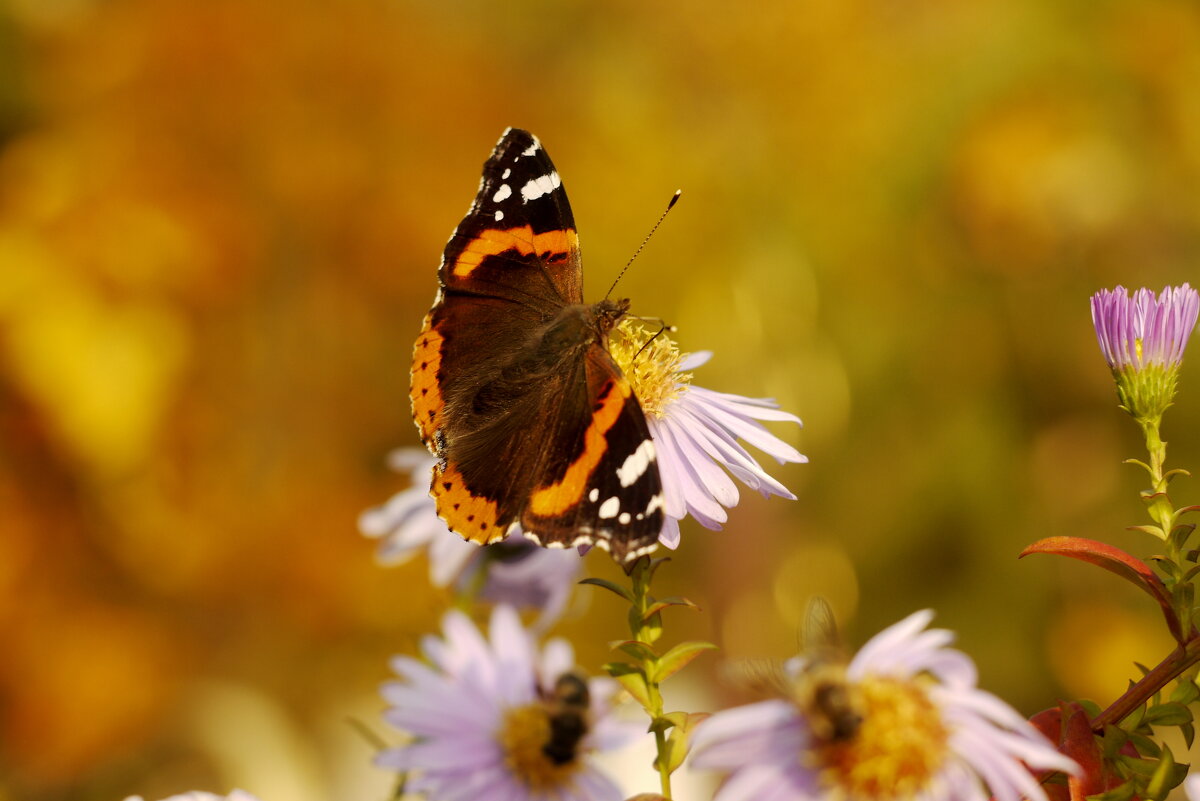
<box><xmin>1140</xmin><ymin>417</ymin><xmax>1174</xmax><ymax>534</ymax></box>
<box><xmin>628</xmin><ymin>560</ymin><xmax>673</xmax><ymax>799</ymax></box>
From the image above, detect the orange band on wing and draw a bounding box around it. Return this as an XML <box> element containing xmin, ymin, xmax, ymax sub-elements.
<box><xmin>528</xmin><ymin>378</ymin><xmax>630</xmax><ymax>517</ymax></box>
<box><xmin>432</xmin><ymin>462</ymin><xmax>507</xmax><ymax>545</ymax></box>
<box><xmin>410</xmin><ymin>312</ymin><xmax>445</xmax><ymax>449</ymax></box>
<box><xmin>452</xmin><ymin>226</ymin><xmax>578</xmax><ymax>277</ymax></box>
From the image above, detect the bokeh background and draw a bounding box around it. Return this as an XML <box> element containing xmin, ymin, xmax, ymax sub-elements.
<box><xmin>4</xmin><ymin>0</ymin><xmax>1200</xmax><ymax>798</ymax></box>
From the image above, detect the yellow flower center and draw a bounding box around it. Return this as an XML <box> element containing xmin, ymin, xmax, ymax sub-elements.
<box><xmin>499</xmin><ymin>703</ymin><xmax>583</xmax><ymax>791</ymax></box>
<box><xmin>607</xmin><ymin>318</ymin><xmax>692</xmax><ymax>418</ymax></box>
<box><xmin>815</xmin><ymin>676</ymin><xmax>949</xmax><ymax>801</ymax></box>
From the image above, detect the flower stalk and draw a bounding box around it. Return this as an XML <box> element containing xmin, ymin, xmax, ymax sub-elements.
<box><xmin>584</xmin><ymin>557</ymin><xmax>714</xmax><ymax>800</ymax></box>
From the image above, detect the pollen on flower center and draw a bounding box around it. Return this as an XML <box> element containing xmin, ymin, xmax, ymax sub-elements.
<box><xmin>608</xmin><ymin>318</ymin><xmax>691</xmax><ymax>418</ymax></box>
<box><xmin>816</xmin><ymin>676</ymin><xmax>949</xmax><ymax>800</ymax></box>
<box><xmin>499</xmin><ymin>703</ymin><xmax>582</xmax><ymax>791</ymax></box>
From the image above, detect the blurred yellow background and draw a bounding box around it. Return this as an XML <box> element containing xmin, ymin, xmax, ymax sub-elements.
<box><xmin>3</xmin><ymin>0</ymin><xmax>1200</xmax><ymax>798</ymax></box>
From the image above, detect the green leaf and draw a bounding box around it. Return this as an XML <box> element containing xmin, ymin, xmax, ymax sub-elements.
<box><xmin>648</xmin><ymin>711</ymin><xmax>689</xmax><ymax>734</ymax></box>
<box><xmin>1127</xmin><ymin>731</ymin><xmax>1160</xmax><ymax>758</ymax></box>
<box><xmin>635</xmin><ymin>610</ymin><xmax>663</xmax><ymax>645</ymax></box>
<box><xmin>643</xmin><ymin>596</ymin><xmax>700</xmax><ymax>621</ymax></box>
<box><xmin>1124</xmin><ymin>701</ymin><xmax>1147</xmax><ymax>731</ymax></box>
<box><xmin>647</xmin><ymin>556</ymin><xmax>672</xmax><ymax>582</ymax></box>
<box><xmin>579</xmin><ymin>577</ymin><xmax>634</xmax><ymax>602</ymax></box>
<box><xmin>604</xmin><ymin>662</ymin><xmax>652</xmax><ymax>710</ymax></box>
<box><xmin>612</xmin><ymin>640</ymin><xmax>659</xmax><ymax>662</ymax></box>
<box><xmin>652</xmin><ymin>712</ymin><xmax>710</xmax><ymax>775</ymax></box>
<box><xmin>1182</xmin><ymin>721</ymin><xmax>1195</xmax><ymax>749</ymax></box>
<box><xmin>1144</xmin><ymin>743</ymin><xmax>1178</xmax><ymax>801</ymax></box>
<box><xmin>652</xmin><ymin>640</ymin><xmax>718</xmax><ymax>682</ymax></box>
<box><xmin>1144</xmin><ymin>701</ymin><xmax>1192</xmax><ymax>727</ymax></box>
<box><xmin>1169</xmin><ymin>679</ymin><xmax>1200</xmax><ymax>706</ymax></box>
<box><xmin>1088</xmin><ymin>780</ymin><xmax>1138</xmax><ymax>801</ymax></box>
<box><xmin>1101</xmin><ymin>723</ymin><xmax>1130</xmax><ymax>758</ymax></box>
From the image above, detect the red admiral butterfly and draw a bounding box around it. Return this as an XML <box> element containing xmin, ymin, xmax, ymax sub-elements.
<box><xmin>411</xmin><ymin>128</ymin><xmax>664</xmax><ymax>563</ymax></box>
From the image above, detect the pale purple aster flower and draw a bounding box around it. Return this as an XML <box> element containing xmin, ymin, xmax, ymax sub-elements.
<box><xmin>1091</xmin><ymin>284</ymin><xmax>1199</xmax><ymax>420</ymax></box>
<box><xmin>359</xmin><ymin>449</ymin><xmax>583</xmax><ymax>628</ymax></box>
<box><xmin>689</xmin><ymin>610</ymin><xmax>1079</xmax><ymax>801</ymax></box>
<box><xmin>378</xmin><ymin>605</ymin><xmax>642</xmax><ymax>800</ymax></box>
<box><xmin>1186</xmin><ymin>773</ymin><xmax>1200</xmax><ymax>801</ymax></box>
<box><xmin>610</xmin><ymin>323</ymin><xmax>805</xmax><ymax>549</ymax></box>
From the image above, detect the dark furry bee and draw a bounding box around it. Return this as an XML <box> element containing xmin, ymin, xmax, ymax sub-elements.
<box><xmin>542</xmin><ymin>673</ymin><xmax>591</xmax><ymax>765</ymax></box>
<box><xmin>731</xmin><ymin>597</ymin><xmax>862</xmax><ymax>745</ymax></box>
<box><xmin>796</xmin><ymin>597</ymin><xmax>862</xmax><ymax>744</ymax></box>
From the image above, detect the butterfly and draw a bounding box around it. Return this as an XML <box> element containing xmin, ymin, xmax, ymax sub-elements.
<box><xmin>410</xmin><ymin>128</ymin><xmax>664</xmax><ymax>563</ymax></box>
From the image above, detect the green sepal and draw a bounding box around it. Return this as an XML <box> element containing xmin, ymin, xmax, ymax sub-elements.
<box><xmin>580</xmin><ymin>577</ymin><xmax>634</xmax><ymax>602</ymax></box>
<box><xmin>605</xmin><ymin>662</ymin><xmax>652</xmax><ymax>710</ymax></box>
<box><xmin>1144</xmin><ymin>701</ymin><xmax>1192</xmax><ymax>727</ymax></box>
<box><xmin>1078</xmin><ymin>698</ymin><xmax>1103</xmax><ymax>718</ymax></box>
<box><xmin>651</xmin><ymin>640</ymin><xmax>718</xmax><ymax>682</ymax></box>
<box><xmin>1128</xmin><ymin>524</ymin><xmax>1167</xmax><ymax>538</ymax></box>
<box><xmin>612</xmin><ymin>640</ymin><xmax>659</xmax><ymax>662</ymax></box>
<box><xmin>1182</xmin><ymin>721</ymin><xmax>1196</xmax><ymax>749</ymax></box>
<box><xmin>643</xmin><ymin>596</ymin><xmax>700</xmax><ymax>621</ymax></box>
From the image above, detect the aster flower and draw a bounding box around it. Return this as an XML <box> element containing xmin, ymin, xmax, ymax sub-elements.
<box><xmin>689</xmin><ymin>610</ymin><xmax>1079</xmax><ymax>801</ymax></box>
<box><xmin>359</xmin><ymin>449</ymin><xmax>583</xmax><ymax>627</ymax></box>
<box><xmin>378</xmin><ymin>604</ymin><xmax>642</xmax><ymax>800</ymax></box>
<box><xmin>609</xmin><ymin>321</ymin><xmax>805</xmax><ymax>549</ymax></box>
<box><xmin>1091</xmin><ymin>284</ymin><xmax>1199</xmax><ymax>422</ymax></box>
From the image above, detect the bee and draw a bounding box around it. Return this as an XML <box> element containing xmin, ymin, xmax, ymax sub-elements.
<box><xmin>795</xmin><ymin>597</ymin><xmax>862</xmax><ymax>744</ymax></box>
<box><xmin>730</xmin><ymin>597</ymin><xmax>862</xmax><ymax>745</ymax></box>
<box><xmin>541</xmin><ymin>672</ymin><xmax>591</xmax><ymax>766</ymax></box>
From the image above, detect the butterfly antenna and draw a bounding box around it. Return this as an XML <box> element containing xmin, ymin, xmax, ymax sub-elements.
<box><xmin>605</xmin><ymin>190</ymin><xmax>682</xmax><ymax>300</ymax></box>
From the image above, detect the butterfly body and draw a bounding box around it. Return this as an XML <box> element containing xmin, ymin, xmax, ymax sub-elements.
<box><xmin>410</xmin><ymin>128</ymin><xmax>663</xmax><ymax>563</ymax></box>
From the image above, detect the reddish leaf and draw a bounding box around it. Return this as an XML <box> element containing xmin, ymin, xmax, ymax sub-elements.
<box><xmin>1029</xmin><ymin>702</ymin><xmax>1130</xmax><ymax>801</ymax></box>
<box><xmin>1020</xmin><ymin>537</ymin><xmax>1181</xmax><ymax>641</ymax></box>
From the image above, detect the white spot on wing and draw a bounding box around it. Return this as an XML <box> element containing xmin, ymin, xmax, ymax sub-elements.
<box><xmin>619</xmin><ymin>512</ymin><xmax>631</xmax><ymax>525</ymax></box>
<box><xmin>598</xmin><ymin>496</ymin><xmax>621</xmax><ymax>519</ymax></box>
<box><xmin>492</xmin><ymin>184</ymin><xmax>512</xmax><ymax>202</ymax></box>
<box><xmin>521</xmin><ymin>172</ymin><xmax>561</xmax><ymax>201</ymax></box>
<box><xmin>494</xmin><ymin>210</ymin><xmax>503</xmax><ymax>221</ymax></box>
<box><xmin>522</xmin><ymin>138</ymin><xmax>541</xmax><ymax>157</ymax></box>
<box><xmin>645</xmin><ymin>495</ymin><xmax>664</xmax><ymax>515</ymax></box>
<box><xmin>617</xmin><ymin>440</ymin><xmax>656</xmax><ymax>487</ymax></box>
<box><xmin>589</xmin><ymin>488</ymin><xmax>599</xmax><ymax>503</ymax></box>
<box><xmin>502</xmin><ymin>168</ymin><xmax>511</xmax><ymax>179</ymax></box>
